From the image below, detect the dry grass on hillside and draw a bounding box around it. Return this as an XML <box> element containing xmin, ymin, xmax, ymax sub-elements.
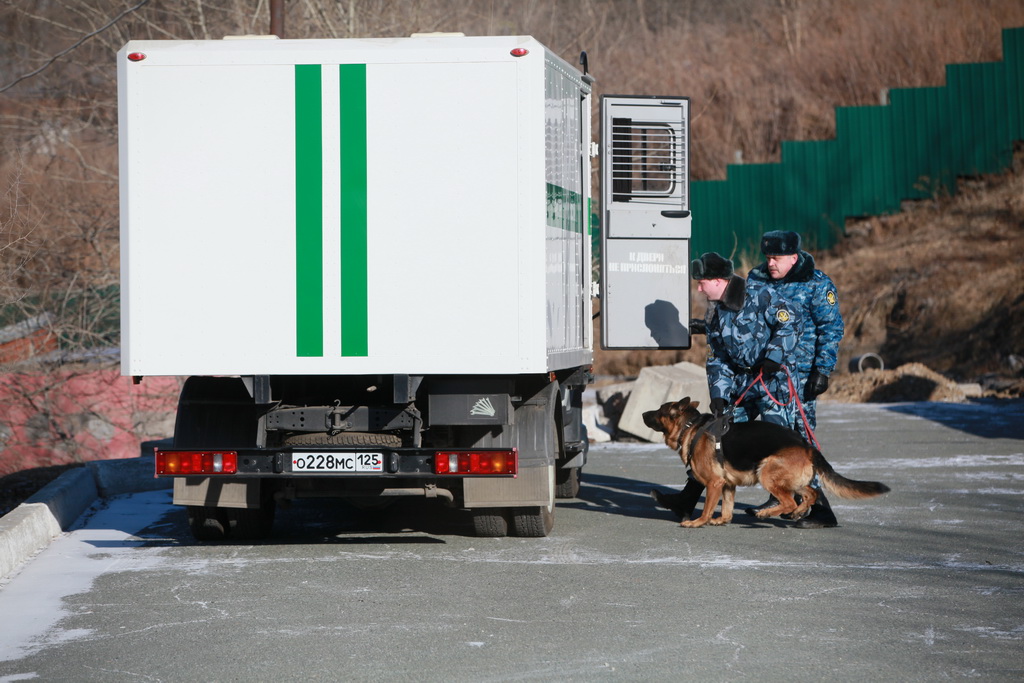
<box><xmin>823</xmin><ymin>152</ymin><xmax>1024</xmax><ymax>389</ymax></box>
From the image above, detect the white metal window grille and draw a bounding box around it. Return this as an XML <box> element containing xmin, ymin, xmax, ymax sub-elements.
<box><xmin>610</xmin><ymin>119</ymin><xmax>685</xmax><ymax>205</ymax></box>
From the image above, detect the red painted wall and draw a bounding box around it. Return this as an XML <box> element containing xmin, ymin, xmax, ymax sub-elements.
<box><xmin>0</xmin><ymin>370</ymin><xmax>182</xmax><ymax>475</ymax></box>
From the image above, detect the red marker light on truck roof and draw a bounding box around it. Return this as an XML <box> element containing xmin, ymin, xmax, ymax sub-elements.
<box><xmin>510</xmin><ymin>48</ymin><xmax>529</xmax><ymax>57</ymax></box>
<box><xmin>156</xmin><ymin>450</ymin><xmax>238</xmax><ymax>475</ymax></box>
<box><xmin>434</xmin><ymin>449</ymin><xmax>517</xmax><ymax>475</ymax></box>
<box><xmin>127</xmin><ymin>52</ymin><xmax>147</xmax><ymax>62</ymax></box>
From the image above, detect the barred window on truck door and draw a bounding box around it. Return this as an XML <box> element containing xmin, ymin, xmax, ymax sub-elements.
<box><xmin>610</xmin><ymin>118</ymin><xmax>684</xmax><ymax>204</ymax></box>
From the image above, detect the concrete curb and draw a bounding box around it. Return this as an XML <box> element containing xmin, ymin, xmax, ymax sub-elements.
<box><xmin>0</xmin><ymin>443</ymin><xmax>172</xmax><ymax>582</ymax></box>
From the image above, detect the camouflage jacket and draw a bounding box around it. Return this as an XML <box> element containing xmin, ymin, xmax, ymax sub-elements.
<box><xmin>705</xmin><ymin>275</ymin><xmax>803</xmax><ymax>401</ymax></box>
<box><xmin>747</xmin><ymin>251</ymin><xmax>844</xmax><ymax>376</ymax></box>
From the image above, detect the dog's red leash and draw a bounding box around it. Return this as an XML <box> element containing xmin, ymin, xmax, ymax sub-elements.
<box><xmin>733</xmin><ymin>365</ymin><xmax>821</xmax><ymax>449</ymax></box>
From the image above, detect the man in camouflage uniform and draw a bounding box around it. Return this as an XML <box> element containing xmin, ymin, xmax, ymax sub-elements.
<box><xmin>699</xmin><ymin>254</ymin><xmax>803</xmax><ymax>426</ymax></box>
<box><xmin>650</xmin><ymin>251</ymin><xmax>802</xmax><ymax>520</ymax></box>
<box><xmin>745</xmin><ymin>230</ymin><xmax>845</xmax><ymax>528</ymax></box>
<box><xmin>747</xmin><ymin>231</ymin><xmax>844</xmax><ymax>435</ymax></box>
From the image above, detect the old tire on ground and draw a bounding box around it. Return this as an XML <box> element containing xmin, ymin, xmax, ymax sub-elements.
<box><xmin>281</xmin><ymin>431</ymin><xmax>402</xmax><ymax>447</ymax></box>
<box><xmin>472</xmin><ymin>509</ymin><xmax>510</xmax><ymax>537</ymax></box>
<box><xmin>186</xmin><ymin>506</ymin><xmax>229</xmax><ymax>542</ymax></box>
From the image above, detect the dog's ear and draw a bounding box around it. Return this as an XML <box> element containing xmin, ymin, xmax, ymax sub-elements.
<box><xmin>676</xmin><ymin>396</ymin><xmax>690</xmax><ymax>407</ymax></box>
<box><xmin>691</xmin><ymin>400</ymin><xmax>700</xmax><ymax>409</ymax></box>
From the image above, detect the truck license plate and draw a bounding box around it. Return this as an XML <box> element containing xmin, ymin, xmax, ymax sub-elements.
<box><xmin>291</xmin><ymin>452</ymin><xmax>383</xmax><ymax>473</ymax></box>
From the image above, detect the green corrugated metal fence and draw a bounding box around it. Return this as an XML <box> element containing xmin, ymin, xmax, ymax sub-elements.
<box><xmin>691</xmin><ymin>26</ymin><xmax>1024</xmax><ymax>258</ymax></box>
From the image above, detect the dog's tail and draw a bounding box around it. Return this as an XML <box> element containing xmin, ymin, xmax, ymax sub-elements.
<box><xmin>812</xmin><ymin>451</ymin><xmax>891</xmax><ymax>499</ymax></box>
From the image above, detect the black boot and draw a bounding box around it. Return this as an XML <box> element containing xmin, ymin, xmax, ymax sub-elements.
<box><xmin>747</xmin><ymin>495</ymin><xmax>780</xmax><ymax>516</ymax></box>
<box><xmin>650</xmin><ymin>477</ymin><xmax>704</xmax><ymax>520</ymax></box>
<box><xmin>749</xmin><ymin>494</ymin><xmax>807</xmax><ymax>519</ymax></box>
<box><xmin>794</xmin><ymin>491</ymin><xmax>838</xmax><ymax>529</ymax></box>
<box><xmin>781</xmin><ymin>493</ymin><xmax>805</xmax><ymax>520</ymax></box>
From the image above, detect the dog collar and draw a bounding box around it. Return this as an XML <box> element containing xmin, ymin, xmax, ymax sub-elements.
<box><xmin>674</xmin><ymin>414</ymin><xmax>702</xmax><ymax>452</ymax></box>
<box><xmin>678</xmin><ymin>413</ymin><xmax>714</xmax><ymax>466</ymax></box>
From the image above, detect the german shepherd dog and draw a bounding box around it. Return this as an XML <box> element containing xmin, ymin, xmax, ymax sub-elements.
<box><xmin>642</xmin><ymin>397</ymin><xmax>890</xmax><ymax>528</ymax></box>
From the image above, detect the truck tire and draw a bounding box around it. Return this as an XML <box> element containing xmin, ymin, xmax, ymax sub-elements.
<box><xmin>281</xmin><ymin>431</ymin><xmax>402</xmax><ymax>447</ymax></box>
<box><xmin>556</xmin><ymin>417</ymin><xmax>586</xmax><ymax>499</ymax></box>
<box><xmin>511</xmin><ymin>463</ymin><xmax>556</xmax><ymax>537</ymax></box>
<box><xmin>556</xmin><ymin>467</ymin><xmax>580</xmax><ymax>499</ymax></box>
<box><xmin>472</xmin><ymin>509</ymin><xmax>509</xmax><ymax>537</ymax></box>
<box><xmin>511</xmin><ymin>505</ymin><xmax>554</xmax><ymax>537</ymax></box>
<box><xmin>187</xmin><ymin>506</ymin><xmax>229</xmax><ymax>541</ymax></box>
<box><xmin>225</xmin><ymin>504</ymin><xmax>276</xmax><ymax>540</ymax></box>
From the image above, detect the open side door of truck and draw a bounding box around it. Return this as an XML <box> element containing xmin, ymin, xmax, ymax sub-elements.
<box><xmin>599</xmin><ymin>95</ymin><xmax>691</xmax><ymax>350</ymax></box>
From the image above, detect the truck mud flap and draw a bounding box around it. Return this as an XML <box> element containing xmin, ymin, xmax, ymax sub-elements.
<box><xmin>463</xmin><ymin>380</ymin><xmax>558</xmax><ymax>507</ymax></box>
<box><xmin>463</xmin><ymin>463</ymin><xmax>553</xmax><ymax>507</ymax></box>
<box><xmin>173</xmin><ymin>477</ymin><xmax>263</xmax><ymax>509</ymax></box>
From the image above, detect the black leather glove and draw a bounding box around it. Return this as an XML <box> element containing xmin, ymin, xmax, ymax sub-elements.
<box><xmin>709</xmin><ymin>397</ymin><xmax>728</xmax><ymax>416</ymax></box>
<box><xmin>804</xmin><ymin>370</ymin><xmax>829</xmax><ymax>400</ymax></box>
<box><xmin>759</xmin><ymin>358</ymin><xmax>782</xmax><ymax>376</ymax></box>
<box><xmin>689</xmin><ymin>318</ymin><xmax>707</xmax><ymax>335</ymax></box>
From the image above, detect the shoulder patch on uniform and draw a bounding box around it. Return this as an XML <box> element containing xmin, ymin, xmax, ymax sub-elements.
<box><xmin>777</xmin><ymin>309</ymin><xmax>791</xmax><ymax>323</ymax></box>
<box><xmin>826</xmin><ymin>290</ymin><xmax>837</xmax><ymax>305</ymax></box>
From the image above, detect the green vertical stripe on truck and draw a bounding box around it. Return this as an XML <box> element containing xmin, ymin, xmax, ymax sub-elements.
<box><xmin>338</xmin><ymin>64</ymin><xmax>368</xmax><ymax>356</ymax></box>
<box><xmin>546</xmin><ymin>182</ymin><xmax>584</xmax><ymax>233</ymax></box>
<box><xmin>295</xmin><ymin>64</ymin><xmax>324</xmax><ymax>357</ymax></box>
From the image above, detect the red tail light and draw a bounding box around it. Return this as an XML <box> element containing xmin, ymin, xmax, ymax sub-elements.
<box><xmin>156</xmin><ymin>450</ymin><xmax>238</xmax><ymax>475</ymax></box>
<box><xmin>434</xmin><ymin>449</ymin><xmax>517</xmax><ymax>475</ymax></box>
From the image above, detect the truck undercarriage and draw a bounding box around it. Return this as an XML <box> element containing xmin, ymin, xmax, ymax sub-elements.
<box><xmin>160</xmin><ymin>371</ymin><xmax>589</xmax><ymax>539</ymax></box>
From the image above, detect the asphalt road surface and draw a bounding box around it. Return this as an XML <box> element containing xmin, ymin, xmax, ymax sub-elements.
<box><xmin>1</xmin><ymin>401</ymin><xmax>1022</xmax><ymax>682</ymax></box>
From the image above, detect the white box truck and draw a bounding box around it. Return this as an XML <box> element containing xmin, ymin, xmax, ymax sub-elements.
<box><xmin>118</xmin><ymin>34</ymin><xmax>691</xmax><ymax>539</ymax></box>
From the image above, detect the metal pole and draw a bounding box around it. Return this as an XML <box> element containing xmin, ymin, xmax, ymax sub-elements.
<box><xmin>270</xmin><ymin>0</ymin><xmax>284</xmax><ymax>38</ymax></box>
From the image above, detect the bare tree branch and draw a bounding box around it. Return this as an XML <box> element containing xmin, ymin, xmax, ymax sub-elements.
<box><xmin>0</xmin><ymin>0</ymin><xmax>152</xmax><ymax>93</ymax></box>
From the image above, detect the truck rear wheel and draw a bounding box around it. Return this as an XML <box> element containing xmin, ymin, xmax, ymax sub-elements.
<box><xmin>186</xmin><ymin>503</ymin><xmax>276</xmax><ymax>541</ymax></box>
<box><xmin>556</xmin><ymin>467</ymin><xmax>580</xmax><ymax>499</ymax></box>
<box><xmin>511</xmin><ymin>505</ymin><xmax>554</xmax><ymax>537</ymax></box>
<box><xmin>511</xmin><ymin>464</ymin><xmax>556</xmax><ymax>537</ymax></box>
<box><xmin>186</xmin><ymin>506</ymin><xmax>228</xmax><ymax>541</ymax></box>
<box><xmin>225</xmin><ymin>504</ymin><xmax>276</xmax><ymax>540</ymax></box>
<box><xmin>471</xmin><ymin>509</ymin><xmax>509</xmax><ymax>537</ymax></box>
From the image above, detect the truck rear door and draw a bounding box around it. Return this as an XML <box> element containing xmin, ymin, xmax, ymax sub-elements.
<box><xmin>599</xmin><ymin>95</ymin><xmax>691</xmax><ymax>350</ymax></box>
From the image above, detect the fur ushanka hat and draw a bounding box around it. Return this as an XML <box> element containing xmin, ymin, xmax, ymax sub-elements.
<box><xmin>760</xmin><ymin>230</ymin><xmax>801</xmax><ymax>256</ymax></box>
<box><xmin>691</xmin><ymin>252</ymin><xmax>734</xmax><ymax>280</ymax></box>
